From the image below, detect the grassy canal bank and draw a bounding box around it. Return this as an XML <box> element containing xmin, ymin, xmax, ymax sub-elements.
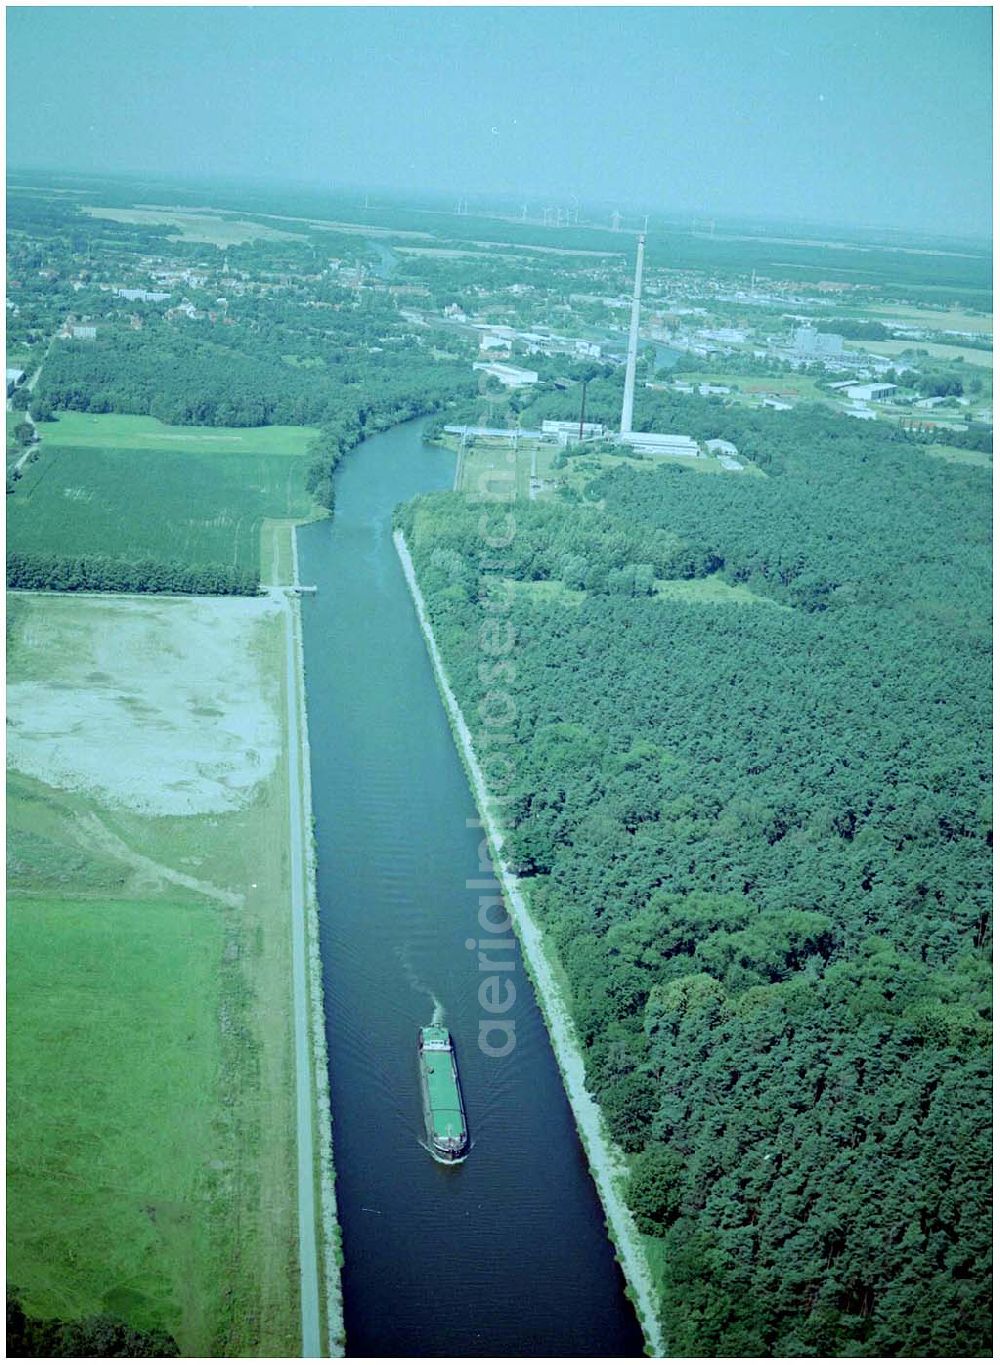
<box><xmin>394</xmin><ymin>530</ymin><xmax>666</xmax><ymax>1356</ymax></box>
<box><xmin>6</xmin><ymin>585</ymin><xmax>340</xmax><ymax>1355</ymax></box>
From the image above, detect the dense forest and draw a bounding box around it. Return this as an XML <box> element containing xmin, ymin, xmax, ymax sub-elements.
<box><xmin>399</xmin><ymin>413</ymin><xmax>991</xmax><ymax>1355</ymax></box>
<box><xmin>34</xmin><ymin>319</ymin><xmax>475</xmax><ymax>432</ymax></box>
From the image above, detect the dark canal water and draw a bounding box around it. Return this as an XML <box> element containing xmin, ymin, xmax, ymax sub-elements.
<box><xmin>298</xmin><ymin>420</ymin><xmax>645</xmax><ymax>1358</ymax></box>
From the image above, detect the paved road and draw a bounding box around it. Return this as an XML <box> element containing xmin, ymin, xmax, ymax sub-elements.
<box><xmin>283</xmin><ymin>587</ymin><xmax>323</xmax><ymax>1357</ymax></box>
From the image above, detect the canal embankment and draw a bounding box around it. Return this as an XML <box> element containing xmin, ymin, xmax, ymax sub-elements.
<box><xmin>284</xmin><ymin>527</ymin><xmax>345</xmax><ymax>1357</ymax></box>
<box><xmin>393</xmin><ymin>527</ymin><xmax>666</xmax><ymax>1358</ymax></box>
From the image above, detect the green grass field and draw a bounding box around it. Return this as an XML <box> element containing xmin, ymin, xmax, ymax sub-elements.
<box><xmin>561</xmin><ymin>448</ymin><xmax>730</xmax><ymax>489</ymax></box>
<box><xmin>37</xmin><ymin>413</ymin><xmax>317</xmax><ymax>455</ymax></box>
<box><xmin>654</xmin><ymin>573</ymin><xmax>783</xmax><ymax>606</ymax></box>
<box><xmin>7</xmin><ymin>896</ymin><xmax>222</xmax><ymax>1341</ymax></box>
<box><xmin>503</xmin><ymin>571</ymin><xmax>779</xmax><ymax>610</ymax></box>
<box><xmin>7</xmin><ymin>413</ymin><xmax>320</xmax><ymax>575</ymax></box>
<box><xmin>674</xmin><ymin>371</ymin><xmax>829</xmax><ymax>402</ymax></box>
<box><xmin>832</xmin><ymin>303</ymin><xmax>993</xmax><ymax>335</ymax></box>
<box><xmin>453</xmin><ymin>434</ymin><xmax>740</xmax><ymax>503</ymax></box>
<box><xmin>858</xmin><ymin>338</ymin><xmax>993</xmax><ymax>368</ymax></box>
<box><xmin>80</xmin><ymin>205</ymin><xmax>304</xmax><ymax>247</ymax></box>
<box><xmin>7</xmin><ymin>595</ymin><xmax>300</xmax><ymax>1355</ymax></box>
<box><xmin>922</xmin><ymin>443</ymin><xmax>993</xmax><ymax>468</ymax></box>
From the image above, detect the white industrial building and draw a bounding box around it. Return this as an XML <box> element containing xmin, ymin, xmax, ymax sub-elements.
<box><xmin>620</xmin><ymin>431</ymin><xmax>701</xmax><ymax>457</ymax></box>
<box><xmin>541</xmin><ymin>420</ymin><xmax>605</xmax><ymax>446</ymax></box>
<box><xmin>794</xmin><ymin>326</ymin><xmax>845</xmax><ymax>356</ymax></box>
<box><xmin>444</xmin><ymin>425</ymin><xmax>543</xmax><ymax>440</ymax></box>
<box><xmin>472</xmin><ymin>362</ymin><xmax>539</xmax><ymax>388</ymax></box>
<box><xmin>705</xmin><ymin>438</ymin><xmax>739</xmax><ymax>457</ymax></box>
<box><xmin>479</xmin><ymin>333</ymin><xmax>513</xmax><ymax>354</ymax></box>
<box><xmin>844</xmin><ymin>382</ymin><xmax>896</xmax><ymax>403</ymax></box>
<box><xmin>115</xmin><ymin>288</ymin><xmax>171</xmax><ymax>303</ymax></box>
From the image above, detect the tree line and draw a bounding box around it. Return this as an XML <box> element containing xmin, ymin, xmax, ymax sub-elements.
<box><xmin>7</xmin><ymin>553</ymin><xmax>259</xmax><ymax>597</ymax></box>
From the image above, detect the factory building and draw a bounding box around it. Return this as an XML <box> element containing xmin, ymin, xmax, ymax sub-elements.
<box><xmin>793</xmin><ymin>326</ymin><xmax>845</xmax><ymax>356</ymax></box>
<box><xmin>479</xmin><ymin>333</ymin><xmax>513</xmax><ymax>354</ymax></box>
<box><xmin>844</xmin><ymin>382</ymin><xmax>896</xmax><ymax>403</ymax></box>
<box><xmin>541</xmin><ymin>420</ymin><xmax>605</xmax><ymax>446</ymax></box>
<box><xmin>619</xmin><ymin>431</ymin><xmax>700</xmax><ymax>457</ymax></box>
<box><xmin>115</xmin><ymin>288</ymin><xmax>171</xmax><ymax>303</ymax></box>
<box><xmin>472</xmin><ymin>362</ymin><xmax>539</xmax><ymax>388</ymax></box>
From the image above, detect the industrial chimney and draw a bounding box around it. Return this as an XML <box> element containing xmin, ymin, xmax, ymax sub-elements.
<box><xmin>619</xmin><ymin>233</ymin><xmax>645</xmax><ymax>436</ymax></box>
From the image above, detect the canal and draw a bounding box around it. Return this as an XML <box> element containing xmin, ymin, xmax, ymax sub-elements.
<box><xmin>298</xmin><ymin>420</ymin><xmax>646</xmax><ymax>1357</ymax></box>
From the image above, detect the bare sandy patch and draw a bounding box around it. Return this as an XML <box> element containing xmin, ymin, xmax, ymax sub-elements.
<box><xmin>7</xmin><ymin>594</ymin><xmax>283</xmax><ymax>817</ymax></box>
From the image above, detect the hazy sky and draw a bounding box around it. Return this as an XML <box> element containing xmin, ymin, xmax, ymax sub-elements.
<box><xmin>6</xmin><ymin>5</ymin><xmax>993</xmax><ymax>236</ymax></box>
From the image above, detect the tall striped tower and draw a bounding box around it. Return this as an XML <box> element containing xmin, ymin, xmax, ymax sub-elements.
<box><xmin>619</xmin><ymin>232</ymin><xmax>645</xmax><ymax>436</ymax></box>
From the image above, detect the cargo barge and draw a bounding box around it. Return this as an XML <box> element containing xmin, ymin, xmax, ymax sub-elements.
<box><xmin>417</xmin><ymin>1025</ymin><xmax>469</xmax><ymax>1163</ymax></box>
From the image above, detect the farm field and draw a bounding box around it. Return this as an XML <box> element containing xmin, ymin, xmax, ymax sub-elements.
<box><xmin>80</xmin><ymin>205</ymin><xmax>304</xmax><ymax>246</ymax></box>
<box><xmin>6</xmin><ymin>593</ymin><xmax>301</xmax><ymax>1356</ymax></box>
<box><xmin>7</xmin><ymin>413</ymin><xmax>320</xmax><ymax>577</ymax></box>
<box><xmin>857</xmin><ymin>338</ymin><xmax>994</xmax><ymax>367</ymax></box>
<box><xmin>834</xmin><ymin>303</ymin><xmax>994</xmax><ymax>334</ymax></box>
<box><xmin>672</xmin><ymin>371</ymin><xmax>818</xmax><ymax>395</ymax></box>
<box><xmin>670</xmin><ymin>372</ymin><xmax>832</xmax><ymax>404</ymax></box>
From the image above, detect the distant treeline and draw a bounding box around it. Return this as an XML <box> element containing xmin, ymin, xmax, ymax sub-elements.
<box><xmin>7</xmin><ymin>553</ymin><xmax>259</xmax><ymax>597</ymax></box>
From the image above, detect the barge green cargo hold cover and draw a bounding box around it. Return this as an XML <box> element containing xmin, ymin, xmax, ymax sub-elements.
<box><xmin>419</xmin><ymin>1026</ymin><xmax>464</xmax><ymax>1142</ymax></box>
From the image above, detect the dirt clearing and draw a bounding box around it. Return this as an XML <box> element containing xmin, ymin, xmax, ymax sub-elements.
<box><xmin>7</xmin><ymin>594</ymin><xmax>283</xmax><ymax>816</ymax></box>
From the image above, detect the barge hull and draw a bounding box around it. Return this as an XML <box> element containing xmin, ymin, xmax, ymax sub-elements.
<box><xmin>418</xmin><ymin>1026</ymin><xmax>468</xmax><ymax>1162</ymax></box>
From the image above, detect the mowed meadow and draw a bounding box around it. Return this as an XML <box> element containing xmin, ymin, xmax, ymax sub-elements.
<box><xmin>6</xmin><ymin>413</ymin><xmax>321</xmax><ymax>574</ymax></box>
<box><xmin>6</xmin><ymin>593</ymin><xmax>302</xmax><ymax>1354</ymax></box>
